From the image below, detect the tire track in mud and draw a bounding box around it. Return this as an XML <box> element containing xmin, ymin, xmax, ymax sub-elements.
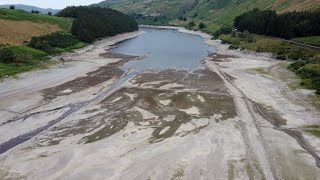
<box><xmin>206</xmin><ymin>61</ymin><xmax>281</xmax><ymax>179</ymax></box>
<box><xmin>251</xmin><ymin>64</ymin><xmax>320</xmax><ymax>168</ymax></box>
<box><xmin>211</xmin><ymin>60</ymin><xmax>320</xmax><ymax>171</ymax></box>
<box><xmin>253</xmin><ymin>103</ymin><xmax>320</xmax><ymax>168</ymax></box>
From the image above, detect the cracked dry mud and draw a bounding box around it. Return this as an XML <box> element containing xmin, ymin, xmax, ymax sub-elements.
<box><xmin>0</xmin><ymin>28</ymin><xmax>320</xmax><ymax>180</ymax></box>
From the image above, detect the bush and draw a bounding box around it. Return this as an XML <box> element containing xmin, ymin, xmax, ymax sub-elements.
<box><xmin>29</xmin><ymin>32</ymin><xmax>80</xmax><ymax>52</ymax></box>
<box><xmin>213</xmin><ymin>26</ymin><xmax>233</xmax><ymax>38</ymax></box>
<box><xmin>199</xmin><ymin>22</ymin><xmax>205</xmax><ymax>29</ymax></box>
<box><xmin>0</xmin><ymin>47</ymin><xmax>15</xmax><ymax>63</ymax></box>
<box><xmin>188</xmin><ymin>21</ymin><xmax>195</xmax><ymax>28</ymax></box>
<box><xmin>48</xmin><ymin>12</ymin><xmax>53</xmax><ymax>16</ymax></box>
<box><xmin>9</xmin><ymin>5</ymin><xmax>15</xmax><ymax>10</ymax></box>
<box><xmin>32</xmin><ymin>40</ymin><xmax>52</xmax><ymax>52</ymax></box>
<box><xmin>276</xmin><ymin>54</ymin><xmax>287</xmax><ymax>60</ymax></box>
<box><xmin>229</xmin><ymin>44</ymin><xmax>239</xmax><ymax>49</ymax></box>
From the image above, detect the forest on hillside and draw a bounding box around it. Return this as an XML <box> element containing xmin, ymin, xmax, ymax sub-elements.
<box><xmin>57</xmin><ymin>6</ymin><xmax>138</xmax><ymax>42</ymax></box>
<box><xmin>234</xmin><ymin>8</ymin><xmax>320</xmax><ymax>39</ymax></box>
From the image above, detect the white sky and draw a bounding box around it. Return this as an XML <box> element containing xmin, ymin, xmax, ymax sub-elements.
<box><xmin>0</xmin><ymin>0</ymin><xmax>104</xmax><ymax>9</ymax></box>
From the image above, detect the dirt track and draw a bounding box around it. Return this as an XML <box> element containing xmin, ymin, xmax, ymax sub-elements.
<box><xmin>0</xmin><ymin>29</ymin><xmax>319</xmax><ymax>179</ymax></box>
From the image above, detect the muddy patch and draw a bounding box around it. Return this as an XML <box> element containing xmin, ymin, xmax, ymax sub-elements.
<box><xmin>253</xmin><ymin>103</ymin><xmax>287</xmax><ymax>127</ymax></box>
<box><xmin>207</xmin><ymin>53</ymin><xmax>236</xmax><ymax>62</ymax></box>
<box><xmin>33</xmin><ymin>69</ymin><xmax>237</xmax><ymax>146</ymax></box>
<box><xmin>42</xmin><ymin>53</ymin><xmax>140</xmax><ymax>101</ymax></box>
<box><xmin>99</xmin><ymin>51</ymin><xmax>140</xmax><ymax>60</ymax></box>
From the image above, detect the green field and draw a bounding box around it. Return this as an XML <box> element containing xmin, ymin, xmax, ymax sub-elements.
<box><xmin>0</xmin><ymin>41</ymin><xmax>87</xmax><ymax>77</ymax></box>
<box><xmin>0</xmin><ymin>8</ymin><xmax>72</xmax><ymax>31</ymax></box>
<box><xmin>293</xmin><ymin>36</ymin><xmax>320</xmax><ymax>47</ymax></box>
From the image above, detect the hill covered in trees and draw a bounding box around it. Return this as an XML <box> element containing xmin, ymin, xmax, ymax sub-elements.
<box><xmin>234</xmin><ymin>8</ymin><xmax>320</xmax><ymax>39</ymax></box>
<box><xmin>57</xmin><ymin>6</ymin><xmax>138</xmax><ymax>43</ymax></box>
<box><xmin>95</xmin><ymin>0</ymin><xmax>320</xmax><ymax>26</ymax></box>
<box><xmin>0</xmin><ymin>6</ymin><xmax>138</xmax><ymax>77</ymax></box>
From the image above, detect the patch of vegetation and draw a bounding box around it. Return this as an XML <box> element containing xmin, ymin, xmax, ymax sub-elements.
<box><xmin>29</xmin><ymin>32</ymin><xmax>81</xmax><ymax>53</ymax></box>
<box><xmin>252</xmin><ymin>67</ymin><xmax>268</xmax><ymax>75</ymax></box>
<box><xmin>0</xmin><ymin>8</ymin><xmax>72</xmax><ymax>31</ymax></box>
<box><xmin>304</xmin><ymin>129</ymin><xmax>320</xmax><ymax>138</ymax></box>
<box><xmin>130</xmin><ymin>13</ymin><xmax>170</xmax><ymax>25</ymax></box>
<box><xmin>234</xmin><ymin>8</ymin><xmax>320</xmax><ymax>39</ymax></box>
<box><xmin>304</xmin><ymin>125</ymin><xmax>320</xmax><ymax>129</ymax></box>
<box><xmin>198</xmin><ymin>22</ymin><xmax>205</xmax><ymax>29</ymax></box>
<box><xmin>220</xmin><ymin>33</ymin><xmax>320</xmax><ymax>94</ymax></box>
<box><xmin>212</xmin><ymin>26</ymin><xmax>233</xmax><ymax>39</ymax></box>
<box><xmin>293</xmin><ymin>36</ymin><xmax>320</xmax><ymax>47</ymax></box>
<box><xmin>57</xmin><ymin>6</ymin><xmax>138</xmax><ymax>43</ymax></box>
<box><xmin>0</xmin><ymin>45</ymin><xmax>48</xmax><ymax>77</ymax></box>
<box><xmin>0</xmin><ymin>32</ymin><xmax>87</xmax><ymax>77</ymax></box>
<box><xmin>188</xmin><ymin>21</ymin><xmax>195</xmax><ymax>28</ymax></box>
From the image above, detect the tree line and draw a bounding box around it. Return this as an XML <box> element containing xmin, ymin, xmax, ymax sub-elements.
<box><xmin>234</xmin><ymin>8</ymin><xmax>320</xmax><ymax>39</ymax></box>
<box><xmin>57</xmin><ymin>6</ymin><xmax>138</xmax><ymax>43</ymax></box>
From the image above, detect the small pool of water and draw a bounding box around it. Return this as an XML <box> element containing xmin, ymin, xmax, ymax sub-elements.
<box><xmin>112</xmin><ymin>27</ymin><xmax>215</xmax><ymax>72</ymax></box>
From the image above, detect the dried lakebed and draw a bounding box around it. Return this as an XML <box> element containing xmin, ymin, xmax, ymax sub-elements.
<box><xmin>0</xmin><ymin>28</ymin><xmax>320</xmax><ymax>179</ymax></box>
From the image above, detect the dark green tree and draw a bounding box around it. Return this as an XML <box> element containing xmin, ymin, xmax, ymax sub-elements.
<box><xmin>199</xmin><ymin>22</ymin><xmax>205</xmax><ymax>29</ymax></box>
<box><xmin>188</xmin><ymin>21</ymin><xmax>195</xmax><ymax>28</ymax></box>
<box><xmin>57</xmin><ymin>6</ymin><xmax>138</xmax><ymax>43</ymax></box>
<box><xmin>0</xmin><ymin>47</ymin><xmax>15</xmax><ymax>63</ymax></box>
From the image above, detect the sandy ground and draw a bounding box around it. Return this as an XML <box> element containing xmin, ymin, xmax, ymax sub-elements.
<box><xmin>0</xmin><ymin>27</ymin><xmax>320</xmax><ymax>180</ymax></box>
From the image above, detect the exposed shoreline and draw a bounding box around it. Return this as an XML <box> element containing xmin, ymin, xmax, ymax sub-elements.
<box><xmin>0</xmin><ymin>25</ymin><xmax>320</xmax><ymax>179</ymax></box>
<box><xmin>0</xmin><ymin>31</ymin><xmax>144</xmax><ymax>99</ymax></box>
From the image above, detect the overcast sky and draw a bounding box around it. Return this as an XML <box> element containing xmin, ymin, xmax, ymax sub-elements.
<box><xmin>0</xmin><ymin>0</ymin><xmax>103</xmax><ymax>9</ymax></box>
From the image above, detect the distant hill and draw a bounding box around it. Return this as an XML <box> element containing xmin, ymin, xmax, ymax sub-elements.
<box><xmin>96</xmin><ymin>0</ymin><xmax>320</xmax><ymax>25</ymax></box>
<box><xmin>0</xmin><ymin>4</ymin><xmax>60</xmax><ymax>14</ymax></box>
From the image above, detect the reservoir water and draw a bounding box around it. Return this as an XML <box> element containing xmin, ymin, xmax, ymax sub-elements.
<box><xmin>112</xmin><ymin>27</ymin><xmax>215</xmax><ymax>72</ymax></box>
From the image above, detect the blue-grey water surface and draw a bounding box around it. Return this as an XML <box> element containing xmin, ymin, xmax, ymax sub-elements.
<box><xmin>112</xmin><ymin>27</ymin><xmax>215</xmax><ymax>72</ymax></box>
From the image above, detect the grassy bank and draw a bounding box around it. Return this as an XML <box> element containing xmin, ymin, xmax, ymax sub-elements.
<box><xmin>293</xmin><ymin>36</ymin><xmax>320</xmax><ymax>47</ymax></box>
<box><xmin>220</xmin><ymin>33</ymin><xmax>320</xmax><ymax>94</ymax></box>
<box><xmin>0</xmin><ymin>33</ymin><xmax>87</xmax><ymax>77</ymax></box>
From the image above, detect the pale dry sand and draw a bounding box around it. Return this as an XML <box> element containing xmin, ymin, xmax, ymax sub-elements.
<box><xmin>204</xmin><ymin>37</ymin><xmax>320</xmax><ymax>179</ymax></box>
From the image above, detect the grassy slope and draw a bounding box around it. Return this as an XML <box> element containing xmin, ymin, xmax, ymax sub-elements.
<box><xmin>99</xmin><ymin>0</ymin><xmax>320</xmax><ymax>27</ymax></box>
<box><xmin>0</xmin><ymin>9</ymin><xmax>84</xmax><ymax>77</ymax></box>
<box><xmin>293</xmin><ymin>36</ymin><xmax>320</xmax><ymax>47</ymax></box>
<box><xmin>0</xmin><ymin>8</ymin><xmax>72</xmax><ymax>31</ymax></box>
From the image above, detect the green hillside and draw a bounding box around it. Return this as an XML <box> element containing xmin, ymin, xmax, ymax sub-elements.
<box><xmin>0</xmin><ymin>6</ymin><xmax>138</xmax><ymax>78</ymax></box>
<box><xmin>0</xmin><ymin>8</ymin><xmax>72</xmax><ymax>31</ymax></box>
<box><xmin>97</xmin><ymin>0</ymin><xmax>320</xmax><ymax>25</ymax></box>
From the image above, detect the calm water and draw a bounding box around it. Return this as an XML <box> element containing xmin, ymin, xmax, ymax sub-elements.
<box><xmin>112</xmin><ymin>27</ymin><xmax>215</xmax><ymax>72</ymax></box>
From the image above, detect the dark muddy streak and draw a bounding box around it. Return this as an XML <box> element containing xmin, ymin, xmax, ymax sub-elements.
<box><xmin>0</xmin><ymin>53</ymin><xmax>142</xmax><ymax>154</ymax></box>
<box><xmin>29</xmin><ymin>69</ymin><xmax>237</xmax><ymax>146</ymax></box>
<box><xmin>253</xmin><ymin>103</ymin><xmax>287</xmax><ymax>127</ymax></box>
<box><xmin>0</xmin><ymin>102</ymin><xmax>86</xmax><ymax>154</ymax></box>
<box><xmin>208</xmin><ymin>53</ymin><xmax>236</xmax><ymax>62</ymax></box>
